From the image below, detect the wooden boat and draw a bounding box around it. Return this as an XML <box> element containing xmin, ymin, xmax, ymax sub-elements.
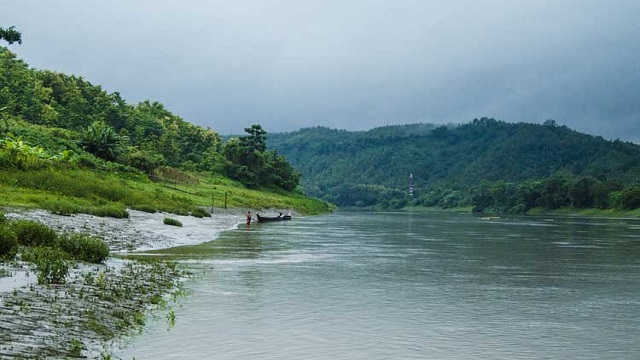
<box><xmin>257</xmin><ymin>213</ymin><xmax>292</xmax><ymax>222</ymax></box>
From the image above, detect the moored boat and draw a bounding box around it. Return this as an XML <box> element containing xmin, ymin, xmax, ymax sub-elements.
<box><xmin>257</xmin><ymin>213</ymin><xmax>292</xmax><ymax>222</ymax></box>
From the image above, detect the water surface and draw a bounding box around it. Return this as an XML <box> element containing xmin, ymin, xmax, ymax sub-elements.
<box><xmin>117</xmin><ymin>211</ymin><xmax>640</xmax><ymax>359</ymax></box>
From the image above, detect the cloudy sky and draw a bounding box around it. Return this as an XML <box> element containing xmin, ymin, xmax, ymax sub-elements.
<box><xmin>2</xmin><ymin>0</ymin><xmax>639</xmax><ymax>140</ymax></box>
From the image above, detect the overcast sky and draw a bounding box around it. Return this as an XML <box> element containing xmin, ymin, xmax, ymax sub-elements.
<box><xmin>2</xmin><ymin>0</ymin><xmax>639</xmax><ymax>141</ymax></box>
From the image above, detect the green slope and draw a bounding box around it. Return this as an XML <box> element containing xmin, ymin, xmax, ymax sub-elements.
<box><xmin>269</xmin><ymin>118</ymin><xmax>640</xmax><ymax>212</ymax></box>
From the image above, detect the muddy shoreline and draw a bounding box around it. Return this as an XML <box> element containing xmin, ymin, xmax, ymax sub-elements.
<box><xmin>0</xmin><ymin>207</ymin><xmax>275</xmax><ymax>359</ymax></box>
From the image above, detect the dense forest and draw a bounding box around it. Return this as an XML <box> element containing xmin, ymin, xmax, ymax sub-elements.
<box><xmin>0</xmin><ymin>39</ymin><xmax>299</xmax><ymax>192</ymax></box>
<box><xmin>269</xmin><ymin>119</ymin><xmax>640</xmax><ymax>213</ymax></box>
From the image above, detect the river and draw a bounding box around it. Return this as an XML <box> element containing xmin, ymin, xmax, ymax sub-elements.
<box><xmin>116</xmin><ymin>210</ymin><xmax>640</xmax><ymax>359</ymax></box>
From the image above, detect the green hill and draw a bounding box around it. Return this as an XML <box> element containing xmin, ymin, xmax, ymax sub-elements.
<box><xmin>268</xmin><ymin>118</ymin><xmax>640</xmax><ymax>213</ymax></box>
<box><xmin>0</xmin><ymin>45</ymin><xmax>329</xmax><ymax>216</ymax></box>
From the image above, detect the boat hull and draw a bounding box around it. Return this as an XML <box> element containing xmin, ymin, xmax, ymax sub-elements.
<box><xmin>257</xmin><ymin>214</ymin><xmax>292</xmax><ymax>222</ymax></box>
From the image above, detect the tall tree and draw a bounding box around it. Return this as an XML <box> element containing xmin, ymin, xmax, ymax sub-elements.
<box><xmin>240</xmin><ymin>124</ymin><xmax>267</xmax><ymax>152</ymax></box>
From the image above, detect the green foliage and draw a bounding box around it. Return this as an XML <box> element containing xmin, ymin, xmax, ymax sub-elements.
<box><xmin>240</xmin><ymin>124</ymin><xmax>267</xmax><ymax>152</ymax></box>
<box><xmin>270</xmin><ymin>119</ymin><xmax>640</xmax><ymax>211</ymax></box>
<box><xmin>163</xmin><ymin>218</ymin><xmax>183</xmax><ymax>227</ymax></box>
<box><xmin>617</xmin><ymin>184</ymin><xmax>640</xmax><ymax>209</ymax></box>
<box><xmin>0</xmin><ymin>26</ymin><xmax>22</xmax><ymax>45</ymax></box>
<box><xmin>1</xmin><ymin>47</ymin><xmax>225</xmax><ymax>175</ymax></box>
<box><xmin>0</xmin><ymin>224</ymin><xmax>18</xmax><ymax>259</ymax></box>
<box><xmin>191</xmin><ymin>207</ymin><xmax>211</xmax><ymax>218</ymax></box>
<box><xmin>0</xmin><ymin>47</ymin><xmax>328</xmax><ymax>218</ymax></box>
<box><xmin>130</xmin><ymin>204</ymin><xmax>157</xmax><ymax>213</ymax></box>
<box><xmin>224</xmin><ymin>124</ymin><xmax>300</xmax><ymax>190</ymax></box>
<box><xmin>39</xmin><ymin>199</ymin><xmax>129</xmax><ymax>218</ymax></box>
<box><xmin>22</xmin><ymin>246</ymin><xmax>70</xmax><ymax>284</ymax></box>
<box><xmin>11</xmin><ymin>220</ymin><xmax>58</xmax><ymax>247</ymax></box>
<box><xmin>69</xmin><ymin>338</ymin><xmax>83</xmax><ymax>357</ymax></box>
<box><xmin>56</xmin><ymin>233</ymin><xmax>110</xmax><ymax>263</ymax></box>
<box><xmin>0</xmin><ymin>137</ymin><xmax>53</xmax><ymax>170</ymax></box>
<box><xmin>80</xmin><ymin>121</ymin><xmax>126</xmax><ymax>161</ymax></box>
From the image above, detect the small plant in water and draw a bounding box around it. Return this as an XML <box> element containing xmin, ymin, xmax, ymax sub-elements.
<box><xmin>69</xmin><ymin>338</ymin><xmax>83</xmax><ymax>357</ymax></box>
<box><xmin>163</xmin><ymin>217</ymin><xmax>182</xmax><ymax>227</ymax></box>
<box><xmin>24</xmin><ymin>247</ymin><xmax>70</xmax><ymax>284</ymax></box>
<box><xmin>166</xmin><ymin>309</ymin><xmax>176</xmax><ymax>328</ymax></box>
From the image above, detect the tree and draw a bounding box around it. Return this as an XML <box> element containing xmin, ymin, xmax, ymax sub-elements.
<box><xmin>0</xmin><ymin>26</ymin><xmax>21</xmax><ymax>45</ymax></box>
<box><xmin>568</xmin><ymin>176</ymin><xmax>597</xmax><ymax>208</ymax></box>
<box><xmin>240</xmin><ymin>124</ymin><xmax>267</xmax><ymax>152</ymax></box>
<box><xmin>223</xmin><ymin>125</ymin><xmax>300</xmax><ymax>190</ymax></box>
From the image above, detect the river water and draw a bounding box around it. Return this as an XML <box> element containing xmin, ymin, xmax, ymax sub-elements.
<box><xmin>116</xmin><ymin>211</ymin><xmax>640</xmax><ymax>359</ymax></box>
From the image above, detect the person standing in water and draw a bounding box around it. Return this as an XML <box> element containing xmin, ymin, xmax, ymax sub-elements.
<box><xmin>246</xmin><ymin>211</ymin><xmax>252</xmax><ymax>225</ymax></box>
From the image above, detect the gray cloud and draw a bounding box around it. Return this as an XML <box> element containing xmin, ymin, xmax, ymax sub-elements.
<box><xmin>2</xmin><ymin>0</ymin><xmax>639</xmax><ymax>141</ymax></box>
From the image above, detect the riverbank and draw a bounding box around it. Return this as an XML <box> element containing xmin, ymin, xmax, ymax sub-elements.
<box><xmin>0</xmin><ymin>207</ymin><xmax>278</xmax><ymax>359</ymax></box>
<box><xmin>400</xmin><ymin>205</ymin><xmax>640</xmax><ymax>219</ymax></box>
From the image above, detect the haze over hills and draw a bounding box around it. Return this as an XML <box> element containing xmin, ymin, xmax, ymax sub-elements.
<box><xmin>269</xmin><ymin>118</ymin><xmax>640</xmax><ymax>212</ymax></box>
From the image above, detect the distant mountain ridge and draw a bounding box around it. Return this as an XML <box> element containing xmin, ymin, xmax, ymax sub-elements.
<box><xmin>268</xmin><ymin>118</ymin><xmax>640</xmax><ymax>210</ymax></box>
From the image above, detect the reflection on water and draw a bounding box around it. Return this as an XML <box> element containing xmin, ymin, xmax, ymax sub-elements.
<box><xmin>117</xmin><ymin>211</ymin><xmax>640</xmax><ymax>359</ymax></box>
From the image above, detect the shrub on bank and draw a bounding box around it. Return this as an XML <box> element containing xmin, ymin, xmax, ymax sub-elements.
<box><xmin>11</xmin><ymin>220</ymin><xmax>58</xmax><ymax>247</ymax></box>
<box><xmin>89</xmin><ymin>205</ymin><xmax>129</xmax><ymax>219</ymax></box>
<box><xmin>191</xmin><ymin>208</ymin><xmax>211</xmax><ymax>218</ymax></box>
<box><xmin>57</xmin><ymin>233</ymin><xmax>110</xmax><ymax>264</ymax></box>
<box><xmin>130</xmin><ymin>204</ymin><xmax>157</xmax><ymax>213</ymax></box>
<box><xmin>0</xmin><ymin>225</ymin><xmax>18</xmax><ymax>259</ymax></box>
<box><xmin>163</xmin><ymin>218</ymin><xmax>182</xmax><ymax>227</ymax></box>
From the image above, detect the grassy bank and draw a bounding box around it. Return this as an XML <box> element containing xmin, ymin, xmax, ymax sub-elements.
<box><xmin>399</xmin><ymin>205</ymin><xmax>640</xmax><ymax>219</ymax></box>
<box><xmin>0</xmin><ymin>167</ymin><xmax>332</xmax><ymax>217</ymax></box>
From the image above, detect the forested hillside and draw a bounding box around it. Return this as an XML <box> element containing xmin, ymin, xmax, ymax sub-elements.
<box><xmin>269</xmin><ymin>118</ymin><xmax>640</xmax><ymax>213</ymax></box>
<box><xmin>0</xmin><ymin>35</ymin><xmax>329</xmax><ymax>216</ymax></box>
<box><xmin>0</xmin><ymin>43</ymin><xmax>301</xmax><ymax>189</ymax></box>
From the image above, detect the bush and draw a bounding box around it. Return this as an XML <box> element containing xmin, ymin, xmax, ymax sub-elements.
<box><xmin>11</xmin><ymin>220</ymin><xmax>58</xmax><ymax>247</ymax></box>
<box><xmin>0</xmin><ymin>225</ymin><xmax>18</xmax><ymax>259</ymax></box>
<box><xmin>89</xmin><ymin>206</ymin><xmax>129</xmax><ymax>219</ymax></box>
<box><xmin>130</xmin><ymin>204</ymin><xmax>157</xmax><ymax>213</ymax></box>
<box><xmin>191</xmin><ymin>207</ymin><xmax>211</xmax><ymax>218</ymax></box>
<box><xmin>22</xmin><ymin>247</ymin><xmax>70</xmax><ymax>284</ymax></box>
<box><xmin>0</xmin><ymin>211</ymin><xmax>6</xmax><ymax>224</ymax></box>
<box><xmin>57</xmin><ymin>233</ymin><xmax>110</xmax><ymax>263</ymax></box>
<box><xmin>163</xmin><ymin>218</ymin><xmax>182</xmax><ymax>227</ymax></box>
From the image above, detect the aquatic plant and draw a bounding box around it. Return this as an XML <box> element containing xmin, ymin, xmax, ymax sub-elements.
<box><xmin>22</xmin><ymin>246</ymin><xmax>70</xmax><ymax>284</ymax></box>
<box><xmin>163</xmin><ymin>217</ymin><xmax>183</xmax><ymax>227</ymax></box>
<box><xmin>69</xmin><ymin>338</ymin><xmax>83</xmax><ymax>357</ymax></box>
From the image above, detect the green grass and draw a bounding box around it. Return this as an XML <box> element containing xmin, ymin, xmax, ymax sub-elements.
<box><xmin>0</xmin><ymin>168</ymin><xmax>332</xmax><ymax>218</ymax></box>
